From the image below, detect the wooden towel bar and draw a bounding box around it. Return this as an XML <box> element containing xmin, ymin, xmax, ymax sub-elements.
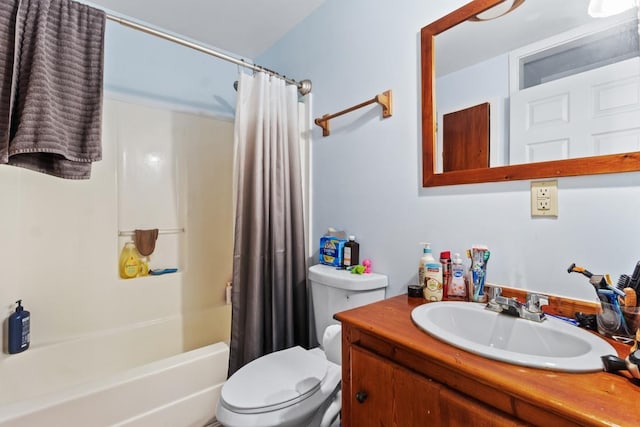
<box><xmin>314</xmin><ymin>90</ymin><xmax>393</xmax><ymax>137</ymax></box>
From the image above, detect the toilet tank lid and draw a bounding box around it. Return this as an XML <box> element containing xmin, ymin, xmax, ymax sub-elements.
<box><xmin>309</xmin><ymin>264</ymin><xmax>388</xmax><ymax>290</ymax></box>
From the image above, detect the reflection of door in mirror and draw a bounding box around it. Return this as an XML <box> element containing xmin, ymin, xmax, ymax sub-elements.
<box><xmin>443</xmin><ymin>102</ymin><xmax>489</xmax><ymax>171</ymax></box>
<box><xmin>509</xmin><ymin>18</ymin><xmax>640</xmax><ymax>165</ymax></box>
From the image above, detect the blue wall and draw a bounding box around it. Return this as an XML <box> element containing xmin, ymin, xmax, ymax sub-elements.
<box><xmin>103</xmin><ymin>21</ymin><xmax>240</xmax><ymax>118</ymax></box>
<box><xmin>259</xmin><ymin>0</ymin><xmax>640</xmax><ymax>301</ymax></box>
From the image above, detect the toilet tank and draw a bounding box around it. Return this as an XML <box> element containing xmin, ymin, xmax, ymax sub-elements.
<box><xmin>309</xmin><ymin>264</ymin><xmax>388</xmax><ymax>344</ymax></box>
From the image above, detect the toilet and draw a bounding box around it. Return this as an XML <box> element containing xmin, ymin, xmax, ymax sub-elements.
<box><xmin>215</xmin><ymin>264</ymin><xmax>388</xmax><ymax>427</ymax></box>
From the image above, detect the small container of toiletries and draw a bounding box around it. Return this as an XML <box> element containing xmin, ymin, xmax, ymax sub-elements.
<box><xmin>448</xmin><ymin>253</ymin><xmax>468</xmax><ymax>300</ymax></box>
<box><xmin>597</xmin><ymin>301</ymin><xmax>640</xmax><ymax>343</ymax></box>
<box><xmin>440</xmin><ymin>251</ymin><xmax>451</xmax><ymax>298</ymax></box>
<box><xmin>469</xmin><ymin>245</ymin><xmax>490</xmax><ymax>303</ymax></box>
<box><xmin>320</xmin><ymin>236</ymin><xmax>346</xmax><ymax>267</ymax></box>
<box><xmin>422</xmin><ymin>243</ymin><xmax>443</xmax><ymax>302</ymax></box>
<box><xmin>408</xmin><ymin>285</ymin><xmax>423</xmax><ymax>298</ymax></box>
<box><xmin>7</xmin><ymin>300</ymin><xmax>30</xmax><ymax>354</ymax></box>
<box><xmin>342</xmin><ymin>235</ymin><xmax>360</xmax><ymax>268</ymax></box>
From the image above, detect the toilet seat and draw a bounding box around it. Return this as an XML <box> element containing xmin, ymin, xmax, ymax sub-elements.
<box><xmin>220</xmin><ymin>346</ymin><xmax>328</xmax><ymax>414</ymax></box>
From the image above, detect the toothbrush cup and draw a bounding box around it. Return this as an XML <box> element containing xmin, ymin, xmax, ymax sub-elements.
<box><xmin>597</xmin><ymin>302</ymin><xmax>640</xmax><ymax>344</ymax></box>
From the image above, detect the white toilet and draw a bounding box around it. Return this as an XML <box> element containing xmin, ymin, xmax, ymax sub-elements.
<box><xmin>215</xmin><ymin>264</ymin><xmax>388</xmax><ymax>427</ymax></box>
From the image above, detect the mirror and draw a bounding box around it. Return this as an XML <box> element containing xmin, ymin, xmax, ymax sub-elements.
<box><xmin>421</xmin><ymin>0</ymin><xmax>640</xmax><ymax>187</ymax></box>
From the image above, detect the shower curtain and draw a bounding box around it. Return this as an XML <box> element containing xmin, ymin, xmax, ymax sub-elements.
<box><xmin>229</xmin><ymin>71</ymin><xmax>309</xmax><ymax>375</ymax></box>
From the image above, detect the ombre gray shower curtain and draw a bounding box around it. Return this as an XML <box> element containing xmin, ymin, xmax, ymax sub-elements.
<box><xmin>228</xmin><ymin>71</ymin><xmax>309</xmax><ymax>376</ymax></box>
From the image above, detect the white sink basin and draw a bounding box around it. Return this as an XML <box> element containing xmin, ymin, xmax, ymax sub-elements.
<box><xmin>411</xmin><ymin>301</ymin><xmax>616</xmax><ymax>372</ymax></box>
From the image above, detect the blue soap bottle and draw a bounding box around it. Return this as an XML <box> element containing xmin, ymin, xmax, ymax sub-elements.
<box><xmin>8</xmin><ymin>300</ymin><xmax>30</xmax><ymax>354</ymax></box>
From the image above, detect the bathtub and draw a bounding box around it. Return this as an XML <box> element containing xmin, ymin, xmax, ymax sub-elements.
<box><xmin>0</xmin><ymin>317</ymin><xmax>229</xmax><ymax>427</ymax></box>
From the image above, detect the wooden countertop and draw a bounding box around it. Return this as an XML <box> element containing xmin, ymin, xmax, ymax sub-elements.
<box><xmin>335</xmin><ymin>295</ymin><xmax>640</xmax><ymax>427</ymax></box>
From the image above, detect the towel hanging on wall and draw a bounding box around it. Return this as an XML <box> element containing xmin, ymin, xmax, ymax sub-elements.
<box><xmin>133</xmin><ymin>229</ymin><xmax>159</xmax><ymax>256</ymax></box>
<box><xmin>0</xmin><ymin>1</ymin><xmax>19</xmax><ymax>153</ymax></box>
<box><xmin>0</xmin><ymin>0</ymin><xmax>106</xmax><ymax>179</ymax></box>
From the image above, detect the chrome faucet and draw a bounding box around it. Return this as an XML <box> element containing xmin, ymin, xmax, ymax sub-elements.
<box><xmin>521</xmin><ymin>293</ymin><xmax>549</xmax><ymax>322</ymax></box>
<box><xmin>485</xmin><ymin>287</ymin><xmax>548</xmax><ymax>322</ymax></box>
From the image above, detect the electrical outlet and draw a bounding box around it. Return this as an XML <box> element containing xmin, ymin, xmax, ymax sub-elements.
<box><xmin>531</xmin><ymin>180</ymin><xmax>558</xmax><ymax>217</ymax></box>
<box><xmin>537</xmin><ymin>198</ymin><xmax>550</xmax><ymax>210</ymax></box>
<box><xmin>537</xmin><ymin>187</ymin><xmax>549</xmax><ymax>198</ymax></box>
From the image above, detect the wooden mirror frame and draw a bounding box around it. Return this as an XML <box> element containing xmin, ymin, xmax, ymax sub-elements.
<box><xmin>421</xmin><ymin>0</ymin><xmax>640</xmax><ymax>187</ymax></box>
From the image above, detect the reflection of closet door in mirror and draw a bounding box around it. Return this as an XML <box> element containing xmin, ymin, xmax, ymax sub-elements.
<box><xmin>443</xmin><ymin>102</ymin><xmax>490</xmax><ymax>172</ymax></box>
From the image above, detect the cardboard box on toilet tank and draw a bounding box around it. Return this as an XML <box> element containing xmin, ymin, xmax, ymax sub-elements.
<box><xmin>319</xmin><ymin>236</ymin><xmax>346</xmax><ymax>267</ymax></box>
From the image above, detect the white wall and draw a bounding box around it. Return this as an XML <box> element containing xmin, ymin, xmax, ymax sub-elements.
<box><xmin>0</xmin><ymin>98</ymin><xmax>233</xmax><ymax>365</ymax></box>
<box><xmin>259</xmin><ymin>0</ymin><xmax>640</xmax><ymax>301</ymax></box>
<box><xmin>0</xmin><ymin>19</ymin><xmax>236</xmax><ymax>382</ymax></box>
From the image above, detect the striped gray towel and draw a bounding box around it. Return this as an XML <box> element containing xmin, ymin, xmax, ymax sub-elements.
<box><xmin>0</xmin><ymin>1</ymin><xmax>19</xmax><ymax>155</ymax></box>
<box><xmin>0</xmin><ymin>0</ymin><xmax>105</xmax><ymax>179</ymax></box>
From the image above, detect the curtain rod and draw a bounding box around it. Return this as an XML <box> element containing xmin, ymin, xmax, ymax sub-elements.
<box><xmin>105</xmin><ymin>13</ymin><xmax>312</xmax><ymax>95</ymax></box>
<box><xmin>118</xmin><ymin>227</ymin><xmax>185</xmax><ymax>237</ymax></box>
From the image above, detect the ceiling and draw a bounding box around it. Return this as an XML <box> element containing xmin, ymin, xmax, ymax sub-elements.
<box><xmin>86</xmin><ymin>0</ymin><xmax>327</xmax><ymax>58</ymax></box>
<box><xmin>436</xmin><ymin>0</ymin><xmax>631</xmax><ymax>76</ymax></box>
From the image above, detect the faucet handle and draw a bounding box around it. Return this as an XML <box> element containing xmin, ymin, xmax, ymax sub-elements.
<box><xmin>526</xmin><ymin>293</ymin><xmax>549</xmax><ymax>313</ymax></box>
<box><xmin>485</xmin><ymin>286</ymin><xmax>503</xmax><ymax>312</ymax></box>
<box><xmin>488</xmin><ymin>286</ymin><xmax>502</xmax><ymax>300</ymax></box>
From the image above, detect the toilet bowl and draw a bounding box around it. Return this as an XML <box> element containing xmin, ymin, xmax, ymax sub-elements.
<box><xmin>215</xmin><ymin>265</ymin><xmax>388</xmax><ymax>427</ymax></box>
<box><xmin>215</xmin><ymin>330</ymin><xmax>342</xmax><ymax>427</ymax></box>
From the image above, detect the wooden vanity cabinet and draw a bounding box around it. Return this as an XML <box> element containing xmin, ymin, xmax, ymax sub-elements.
<box><xmin>439</xmin><ymin>387</ymin><xmax>528</xmax><ymax>427</ymax></box>
<box><xmin>347</xmin><ymin>343</ymin><xmax>527</xmax><ymax>427</ymax></box>
<box><xmin>349</xmin><ymin>346</ymin><xmax>441</xmax><ymax>425</ymax></box>
<box><xmin>336</xmin><ymin>296</ymin><xmax>640</xmax><ymax>427</ymax></box>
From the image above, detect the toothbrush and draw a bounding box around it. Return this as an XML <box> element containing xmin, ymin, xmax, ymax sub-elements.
<box><xmin>546</xmin><ymin>313</ymin><xmax>579</xmax><ymax>326</ymax></box>
<box><xmin>511</xmin><ymin>301</ymin><xmax>579</xmax><ymax>326</ymax></box>
<box><xmin>480</xmin><ymin>250</ymin><xmax>490</xmax><ymax>297</ymax></box>
<box><xmin>471</xmin><ymin>247</ymin><xmax>490</xmax><ymax>301</ymax></box>
<box><xmin>149</xmin><ymin>268</ymin><xmax>178</xmax><ymax>275</ymax></box>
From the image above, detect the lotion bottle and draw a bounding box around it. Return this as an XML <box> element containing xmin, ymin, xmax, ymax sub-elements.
<box><xmin>8</xmin><ymin>300</ymin><xmax>30</xmax><ymax>354</ymax></box>
<box><xmin>422</xmin><ymin>243</ymin><xmax>443</xmax><ymax>301</ymax></box>
<box><xmin>418</xmin><ymin>243</ymin><xmax>431</xmax><ymax>288</ymax></box>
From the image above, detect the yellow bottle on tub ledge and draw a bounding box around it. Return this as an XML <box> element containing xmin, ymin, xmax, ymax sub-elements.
<box><xmin>138</xmin><ymin>256</ymin><xmax>149</xmax><ymax>277</ymax></box>
<box><xmin>119</xmin><ymin>242</ymin><xmax>140</xmax><ymax>279</ymax></box>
